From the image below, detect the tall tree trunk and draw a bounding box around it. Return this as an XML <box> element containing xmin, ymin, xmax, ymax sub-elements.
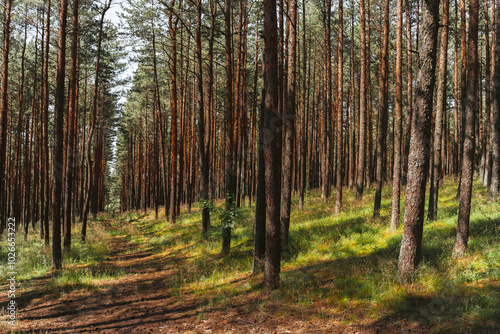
<box><xmin>457</xmin><ymin>0</ymin><xmax>467</xmax><ymax>197</ymax></box>
<box><xmin>263</xmin><ymin>0</ymin><xmax>281</xmax><ymax>289</ymax></box>
<box><xmin>169</xmin><ymin>3</ymin><xmax>179</xmax><ymax>224</ymax></box>
<box><xmin>491</xmin><ymin>0</ymin><xmax>500</xmax><ymax>197</ymax></box>
<box><xmin>43</xmin><ymin>0</ymin><xmax>51</xmax><ymax>247</ymax></box>
<box><xmin>453</xmin><ymin>0</ymin><xmax>460</xmax><ymax>177</ymax></box>
<box><xmin>299</xmin><ymin>0</ymin><xmax>308</xmax><ymax>209</ymax></box>
<box><xmin>335</xmin><ymin>0</ymin><xmax>344</xmax><ymax>214</ymax></box>
<box><xmin>52</xmin><ymin>0</ymin><xmax>69</xmax><ymax>269</ymax></box>
<box><xmin>356</xmin><ymin>0</ymin><xmax>367</xmax><ymax>199</ymax></box>
<box><xmin>397</xmin><ymin>0</ymin><xmax>439</xmax><ymax>283</ymax></box>
<box><xmin>281</xmin><ymin>0</ymin><xmax>297</xmax><ymax>248</ymax></box>
<box><xmin>483</xmin><ymin>0</ymin><xmax>492</xmax><ymax>186</ymax></box>
<box><xmin>428</xmin><ymin>0</ymin><xmax>449</xmax><ymax>221</ymax></box>
<box><xmin>196</xmin><ymin>0</ymin><xmax>210</xmax><ymax>233</ymax></box>
<box><xmin>321</xmin><ymin>0</ymin><xmax>332</xmax><ymax>202</ymax></box>
<box><xmin>63</xmin><ymin>0</ymin><xmax>79</xmax><ymax>254</ymax></box>
<box><xmin>81</xmin><ymin>0</ymin><xmax>111</xmax><ymax>242</ymax></box>
<box><xmin>453</xmin><ymin>0</ymin><xmax>479</xmax><ymax>258</ymax></box>
<box><xmin>222</xmin><ymin>0</ymin><xmax>236</xmax><ymax>255</ymax></box>
<box><xmin>391</xmin><ymin>0</ymin><xmax>403</xmax><ymax>230</ymax></box>
<box><xmin>402</xmin><ymin>0</ymin><xmax>413</xmax><ymax>186</ymax></box>
<box><xmin>373</xmin><ymin>0</ymin><xmax>389</xmax><ymax>217</ymax></box>
<box><xmin>0</xmin><ymin>0</ymin><xmax>13</xmax><ymax>234</ymax></box>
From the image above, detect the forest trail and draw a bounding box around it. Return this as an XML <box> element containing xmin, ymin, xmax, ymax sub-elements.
<box><xmin>2</xmin><ymin>218</ymin><xmax>428</xmax><ymax>334</ymax></box>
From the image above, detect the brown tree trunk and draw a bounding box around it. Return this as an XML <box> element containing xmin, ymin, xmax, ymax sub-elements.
<box><xmin>483</xmin><ymin>0</ymin><xmax>492</xmax><ymax>186</ymax></box>
<box><xmin>373</xmin><ymin>0</ymin><xmax>389</xmax><ymax>218</ymax></box>
<box><xmin>391</xmin><ymin>0</ymin><xmax>404</xmax><ymax>230</ymax></box>
<box><xmin>281</xmin><ymin>0</ymin><xmax>297</xmax><ymax>248</ymax></box>
<box><xmin>52</xmin><ymin>0</ymin><xmax>69</xmax><ymax>269</ymax></box>
<box><xmin>356</xmin><ymin>0</ymin><xmax>367</xmax><ymax>199</ymax></box>
<box><xmin>397</xmin><ymin>0</ymin><xmax>439</xmax><ymax>283</ymax></box>
<box><xmin>402</xmin><ymin>0</ymin><xmax>413</xmax><ymax>186</ymax></box>
<box><xmin>457</xmin><ymin>0</ymin><xmax>467</xmax><ymax>197</ymax></box>
<box><xmin>335</xmin><ymin>0</ymin><xmax>344</xmax><ymax>214</ymax></box>
<box><xmin>169</xmin><ymin>3</ymin><xmax>179</xmax><ymax>224</ymax></box>
<box><xmin>222</xmin><ymin>0</ymin><xmax>236</xmax><ymax>255</ymax></box>
<box><xmin>427</xmin><ymin>0</ymin><xmax>449</xmax><ymax>221</ymax></box>
<box><xmin>453</xmin><ymin>0</ymin><xmax>479</xmax><ymax>259</ymax></box>
<box><xmin>321</xmin><ymin>0</ymin><xmax>332</xmax><ymax>202</ymax></box>
<box><xmin>0</xmin><ymin>0</ymin><xmax>13</xmax><ymax>234</ymax></box>
<box><xmin>453</xmin><ymin>0</ymin><xmax>460</xmax><ymax>177</ymax></box>
<box><xmin>43</xmin><ymin>0</ymin><xmax>51</xmax><ymax>247</ymax></box>
<box><xmin>63</xmin><ymin>0</ymin><xmax>79</xmax><ymax>254</ymax></box>
<box><xmin>491</xmin><ymin>0</ymin><xmax>500</xmax><ymax>197</ymax></box>
<box><xmin>263</xmin><ymin>0</ymin><xmax>281</xmax><ymax>289</ymax></box>
<box><xmin>81</xmin><ymin>0</ymin><xmax>111</xmax><ymax>242</ymax></box>
<box><xmin>195</xmin><ymin>0</ymin><xmax>210</xmax><ymax>233</ymax></box>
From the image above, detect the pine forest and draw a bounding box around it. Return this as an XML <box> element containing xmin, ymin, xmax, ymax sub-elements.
<box><xmin>0</xmin><ymin>0</ymin><xmax>500</xmax><ymax>332</ymax></box>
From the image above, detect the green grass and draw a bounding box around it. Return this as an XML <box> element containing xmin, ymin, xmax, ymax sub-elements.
<box><xmin>110</xmin><ymin>177</ymin><xmax>500</xmax><ymax>332</ymax></box>
<box><xmin>1</xmin><ymin>177</ymin><xmax>499</xmax><ymax>333</ymax></box>
<box><xmin>0</xmin><ymin>217</ymin><xmax>118</xmax><ymax>288</ymax></box>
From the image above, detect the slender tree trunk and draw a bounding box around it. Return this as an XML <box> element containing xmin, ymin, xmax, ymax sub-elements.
<box><xmin>397</xmin><ymin>0</ymin><xmax>439</xmax><ymax>283</ymax></box>
<box><xmin>81</xmin><ymin>0</ymin><xmax>111</xmax><ymax>242</ymax></box>
<box><xmin>428</xmin><ymin>0</ymin><xmax>449</xmax><ymax>221</ymax></box>
<box><xmin>281</xmin><ymin>0</ymin><xmax>297</xmax><ymax>248</ymax></box>
<box><xmin>335</xmin><ymin>0</ymin><xmax>344</xmax><ymax>214</ymax></box>
<box><xmin>0</xmin><ymin>0</ymin><xmax>13</xmax><ymax>234</ymax></box>
<box><xmin>457</xmin><ymin>0</ymin><xmax>467</xmax><ymax>197</ymax></box>
<box><xmin>391</xmin><ymin>0</ymin><xmax>403</xmax><ymax>230</ymax></box>
<box><xmin>299</xmin><ymin>0</ymin><xmax>308</xmax><ymax>209</ymax></box>
<box><xmin>483</xmin><ymin>0</ymin><xmax>492</xmax><ymax>186</ymax></box>
<box><xmin>52</xmin><ymin>0</ymin><xmax>70</xmax><ymax>269</ymax></box>
<box><xmin>373</xmin><ymin>0</ymin><xmax>389</xmax><ymax>217</ymax></box>
<box><xmin>43</xmin><ymin>0</ymin><xmax>51</xmax><ymax>247</ymax></box>
<box><xmin>453</xmin><ymin>0</ymin><xmax>479</xmax><ymax>258</ymax></box>
<box><xmin>222</xmin><ymin>0</ymin><xmax>236</xmax><ymax>255</ymax></box>
<box><xmin>169</xmin><ymin>3</ymin><xmax>179</xmax><ymax>224</ymax></box>
<box><xmin>195</xmin><ymin>0</ymin><xmax>210</xmax><ymax>233</ymax></box>
<box><xmin>453</xmin><ymin>0</ymin><xmax>460</xmax><ymax>177</ymax></box>
<box><xmin>491</xmin><ymin>0</ymin><xmax>500</xmax><ymax>197</ymax></box>
<box><xmin>63</xmin><ymin>0</ymin><xmax>79</xmax><ymax>254</ymax></box>
<box><xmin>321</xmin><ymin>0</ymin><xmax>332</xmax><ymax>202</ymax></box>
<box><xmin>356</xmin><ymin>0</ymin><xmax>367</xmax><ymax>199</ymax></box>
<box><xmin>402</xmin><ymin>0</ymin><xmax>413</xmax><ymax>186</ymax></box>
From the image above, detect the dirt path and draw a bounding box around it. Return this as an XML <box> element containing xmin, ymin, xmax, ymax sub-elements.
<box><xmin>1</xmin><ymin>231</ymin><xmax>426</xmax><ymax>333</ymax></box>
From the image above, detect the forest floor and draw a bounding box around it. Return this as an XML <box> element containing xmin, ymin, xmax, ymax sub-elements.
<box><xmin>1</xmin><ymin>178</ymin><xmax>500</xmax><ymax>333</ymax></box>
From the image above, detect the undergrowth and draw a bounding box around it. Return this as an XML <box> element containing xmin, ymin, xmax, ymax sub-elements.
<box><xmin>1</xmin><ymin>177</ymin><xmax>499</xmax><ymax>333</ymax></box>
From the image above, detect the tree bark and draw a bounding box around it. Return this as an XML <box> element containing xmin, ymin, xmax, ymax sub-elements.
<box><xmin>373</xmin><ymin>0</ymin><xmax>390</xmax><ymax>218</ymax></box>
<box><xmin>81</xmin><ymin>0</ymin><xmax>111</xmax><ymax>242</ymax></box>
<box><xmin>63</xmin><ymin>0</ymin><xmax>79</xmax><ymax>254</ymax></box>
<box><xmin>491</xmin><ymin>0</ymin><xmax>500</xmax><ymax>197</ymax></box>
<box><xmin>335</xmin><ymin>0</ymin><xmax>344</xmax><ymax>214</ymax></box>
<box><xmin>0</xmin><ymin>0</ymin><xmax>13</xmax><ymax>234</ymax></box>
<box><xmin>222</xmin><ymin>0</ymin><xmax>236</xmax><ymax>255</ymax></box>
<box><xmin>391</xmin><ymin>0</ymin><xmax>403</xmax><ymax>230</ymax></box>
<box><xmin>52</xmin><ymin>0</ymin><xmax>70</xmax><ymax>269</ymax></box>
<box><xmin>397</xmin><ymin>0</ymin><xmax>439</xmax><ymax>283</ymax></box>
<box><xmin>356</xmin><ymin>0</ymin><xmax>367</xmax><ymax>199</ymax></box>
<box><xmin>427</xmin><ymin>0</ymin><xmax>449</xmax><ymax>221</ymax></box>
<box><xmin>453</xmin><ymin>0</ymin><xmax>479</xmax><ymax>259</ymax></box>
<box><xmin>263</xmin><ymin>0</ymin><xmax>281</xmax><ymax>289</ymax></box>
<box><xmin>281</xmin><ymin>0</ymin><xmax>297</xmax><ymax>248</ymax></box>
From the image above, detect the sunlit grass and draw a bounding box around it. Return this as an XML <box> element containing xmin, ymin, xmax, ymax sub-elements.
<box><xmin>111</xmin><ymin>177</ymin><xmax>499</xmax><ymax>332</ymax></box>
<box><xmin>1</xmin><ymin>176</ymin><xmax>499</xmax><ymax>332</ymax></box>
<box><xmin>0</xmin><ymin>218</ymin><xmax>114</xmax><ymax>287</ymax></box>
